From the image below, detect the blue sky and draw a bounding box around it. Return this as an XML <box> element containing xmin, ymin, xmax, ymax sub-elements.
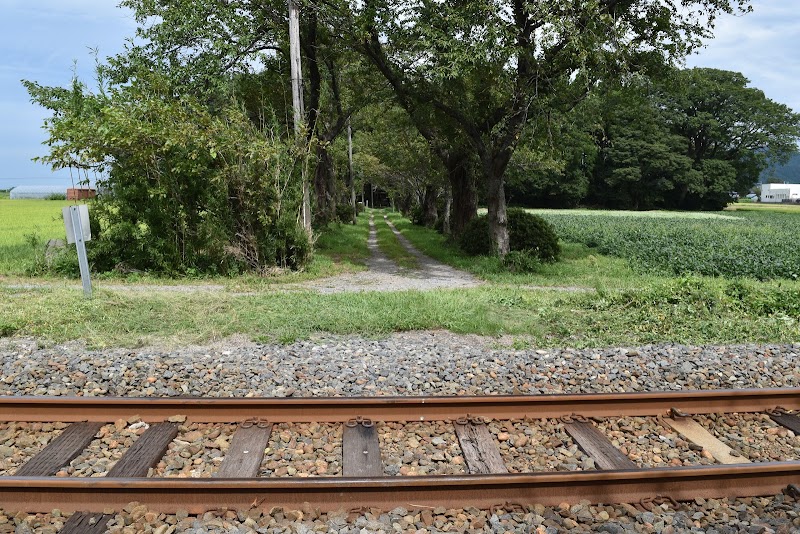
<box><xmin>1</xmin><ymin>1</ymin><xmax>798</xmax><ymax>188</ymax></box>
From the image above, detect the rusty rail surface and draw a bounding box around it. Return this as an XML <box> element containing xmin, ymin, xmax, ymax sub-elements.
<box><xmin>0</xmin><ymin>388</ymin><xmax>798</xmax><ymax>423</ymax></box>
<box><xmin>0</xmin><ymin>388</ymin><xmax>798</xmax><ymax>513</ymax></box>
<box><xmin>4</xmin><ymin>463</ymin><xmax>800</xmax><ymax>513</ymax></box>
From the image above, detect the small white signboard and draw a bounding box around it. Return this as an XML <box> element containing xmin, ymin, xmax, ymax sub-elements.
<box><xmin>62</xmin><ymin>204</ymin><xmax>91</xmax><ymax>244</ymax></box>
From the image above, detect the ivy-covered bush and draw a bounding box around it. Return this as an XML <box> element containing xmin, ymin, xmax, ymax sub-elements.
<box><xmin>459</xmin><ymin>209</ymin><xmax>561</xmax><ymax>262</ymax></box>
<box><xmin>25</xmin><ymin>74</ymin><xmax>309</xmax><ymax>275</ymax></box>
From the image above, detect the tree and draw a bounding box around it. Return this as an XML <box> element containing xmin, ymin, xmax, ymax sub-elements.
<box><xmin>24</xmin><ymin>73</ymin><xmax>309</xmax><ymax>274</ymax></box>
<box><xmin>660</xmin><ymin>68</ymin><xmax>800</xmax><ymax>207</ymax></box>
<box><xmin>589</xmin><ymin>79</ymin><xmax>701</xmax><ymax>210</ymax></box>
<box><xmin>352</xmin><ymin>0</ymin><xmax>751</xmax><ymax>253</ymax></box>
<box><xmin>115</xmin><ymin>0</ymin><xmax>365</xmax><ymax>226</ymax></box>
<box><xmin>505</xmin><ymin>106</ymin><xmax>598</xmax><ymax>209</ymax></box>
<box><xmin>586</xmin><ymin>69</ymin><xmax>800</xmax><ymax>210</ymax></box>
<box><xmin>352</xmin><ymin>103</ymin><xmax>447</xmax><ymax>225</ymax></box>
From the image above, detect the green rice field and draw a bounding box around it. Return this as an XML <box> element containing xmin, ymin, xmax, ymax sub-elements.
<box><xmin>0</xmin><ymin>199</ymin><xmax>71</xmax><ymax>275</ymax></box>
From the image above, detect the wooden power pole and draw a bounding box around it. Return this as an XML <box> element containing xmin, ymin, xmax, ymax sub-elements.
<box><xmin>288</xmin><ymin>0</ymin><xmax>312</xmax><ymax>234</ymax></box>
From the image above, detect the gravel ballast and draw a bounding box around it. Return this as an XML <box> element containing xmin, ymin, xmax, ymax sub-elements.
<box><xmin>1</xmin><ymin>333</ymin><xmax>800</xmax><ymax>532</ymax></box>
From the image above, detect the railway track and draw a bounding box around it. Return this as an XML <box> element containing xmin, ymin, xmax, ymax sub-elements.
<box><xmin>1</xmin><ymin>388</ymin><xmax>799</xmax><ymax>532</ymax></box>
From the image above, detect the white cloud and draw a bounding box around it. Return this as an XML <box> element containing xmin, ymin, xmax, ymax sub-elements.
<box><xmin>686</xmin><ymin>0</ymin><xmax>800</xmax><ymax>113</ymax></box>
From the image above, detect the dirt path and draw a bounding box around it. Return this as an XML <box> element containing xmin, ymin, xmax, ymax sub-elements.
<box><xmin>294</xmin><ymin>214</ymin><xmax>482</xmax><ymax>293</ymax></box>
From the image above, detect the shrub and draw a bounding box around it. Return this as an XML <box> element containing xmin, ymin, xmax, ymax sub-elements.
<box><xmin>458</xmin><ymin>216</ymin><xmax>492</xmax><ymax>256</ymax></box>
<box><xmin>44</xmin><ymin>193</ymin><xmax>67</xmax><ymax>200</ymax></box>
<box><xmin>336</xmin><ymin>203</ymin><xmax>356</xmax><ymax>223</ymax></box>
<box><xmin>502</xmin><ymin>250</ymin><xmax>541</xmax><ymax>273</ymax></box>
<box><xmin>458</xmin><ymin>209</ymin><xmax>561</xmax><ymax>262</ymax></box>
<box><xmin>410</xmin><ymin>205</ymin><xmax>425</xmax><ymax>226</ymax></box>
<box><xmin>25</xmin><ymin>73</ymin><xmax>310</xmax><ymax>275</ymax></box>
<box><xmin>507</xmin><ymin>208</ymin><xmax>560</xmax><ymax>262</ymax></box>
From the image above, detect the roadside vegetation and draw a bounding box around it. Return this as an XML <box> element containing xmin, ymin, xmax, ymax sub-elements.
<box><xmin>7</xmin><ymin>0</ymin><xmax>800</xmax><ymax>350</ymax></box>
<box><xmin>2</xmin><ymin>206</ymin><xmax>799</xmax><ymax>348</ymax></box>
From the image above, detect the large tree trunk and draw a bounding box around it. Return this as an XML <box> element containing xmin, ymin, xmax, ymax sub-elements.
<box><xmin>314</xmin><ymin>143</ymin><xmax>336</xmax><ymax>224</ymax></box>
<box><xmin>481</xmin><ymin>146</ymin><xmax>515</xmax><ymax>255</ymax></box>
<box><xmin>445</xmin><ymin>154</ymin><xmax>477</xmax><ymax>236</ymax></box>
<box><xmin>422</xmin><ymin>185</ymin><xmax>438</xmax><ymax>227</ymax></box>
<box><xmin>486</xmin><ymin>168</ymin><xmax>509</xmax><ymax>255</ymax></box>
<box><xmin>442</xmin><ymin>187</ymin><xmax>452</xmax><ymax>235</ymax></box>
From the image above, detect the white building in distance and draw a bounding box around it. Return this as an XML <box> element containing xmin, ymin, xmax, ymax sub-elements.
<box><xmin>761</xmin><ymin>183</ymin><xmax>800</xmax><ymax>204</ymax></box>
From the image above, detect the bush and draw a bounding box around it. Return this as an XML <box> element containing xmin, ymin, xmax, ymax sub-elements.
<box><xmin>458</xmin><ymin>209</ymin><xmax>561</xmax><ymax>262</ymax></box>
<box><xmin>336</xmin><ymin>203</ymin><xmax>356</xmax><ymax>223</ymax></box>
<box><xmin>507</xmin><ymin>208</ymin><xmax>560</xmax><ymax>262</ymax></box>
<box><xmin>458</xmin><ymin>216</ymin><xmax>492</xmax><ymax>256</ymax></box>
<box><xmin>44</xmin><ymin>193</ymin><xmax>67</xmax><ymax>200</ymax></box>
<box><xmin>502</xmin><ymin>250</ymin><xmax>541</xmax><ymax>273</ymax></box>
<box><xmin>410</xmin><ymin>205</ymin><xmax>425</xmax><ymax>226</ymax></box>
<box><xmin>26</xmin><ymin>73</ymin><xmax>310</xmax><ymax>276</ymax></box>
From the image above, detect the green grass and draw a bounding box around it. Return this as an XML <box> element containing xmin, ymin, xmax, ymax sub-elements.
<box><xmin>0</xmin><ymin>190</ymin><xmax>10</xmax><ymax>200</ymax></box>
<box><xmin>1</xmin><ymin>277</ymin><xmax>797</xmax><ymax>348</ymax></box>
<box><xmin>3</xmin><ymin>203</ymin><xmax>800</xmax><ymax>349</ymax></box>
<box><xmin>388</xmin><ymin>211</ymin><xmax>655</xmax><ymax>289</ymax></box>
<box><xmin>0</xmin><ymin>199</ymin><xmax>71</xmax><ymax>275</ymax></box>
<box><xmin>726</xmin><ymin>202</ymin><xmax>800</xmax><ymax>213</ymax></box>
<box><xmin>373</xmin><ymin>211</ymin><xmax>419</xmax><ymax>269</ymax></box>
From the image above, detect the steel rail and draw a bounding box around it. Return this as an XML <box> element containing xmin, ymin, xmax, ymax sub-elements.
<box><xmin>0</xmin><ymin>388</ymin><xmax>798</xmax><ymax>423</ymax></box>
<box><xmin>4</xmin><ymin>463</ymin><xmax>800</xmax><ymax>513</ymax></box>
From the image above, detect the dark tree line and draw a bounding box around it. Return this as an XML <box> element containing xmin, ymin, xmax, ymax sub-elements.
<box><xmin>504</xmin><ymin>68</ymin><xmax>800</xmax><ymax>211</ymax></box>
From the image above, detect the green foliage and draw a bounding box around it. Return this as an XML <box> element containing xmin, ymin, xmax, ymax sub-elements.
<box><xmin>458</xmin><ymin>216</ymin><xmax>493</xmax><ymax>256</ymax></box>
<box><xmin>24</xmin><ymin>74</ymin><xmax>309</xmax><ymax>275</ymax></box>
<box><xmin>44</xmin><ymin>193</ymin><xmax>67</xmax><ymax>201</ymax></box>
<box><xmin>507</xmin><ymin>209</ymin><xmax>561</xmax><ymax>263</ymax></box>
<box><xmin>539</xmin><ymin>209</ymin><xmax>800</xmax><ymax>280</ymax></box>
<box><xmin>582</xmin><ymin>69</ymin><xmax>800</xmax><ymax>211</ymax></box>
<box><xmin>587</xmin><ymin>277</ymin><xmax>800</xmax><ymax>322</ymax></box>
<box><xmin>666</xmin><ymin>68</ymin><xmax>800</xmax><ymax>197</ymax></box>
<box><xmin>459</xmin><ymin>209</ymin><xmax>560</xmax><ymax>262</ymax></box>
<box><xmin>501</xmin><ymin>250</ymin><xmax>541</xmax><ymax>273</ymax></box>
<box><xmin>335</xmin><ymin>204</ymin><xmax>356</xmax><ymax>224</ymax></box>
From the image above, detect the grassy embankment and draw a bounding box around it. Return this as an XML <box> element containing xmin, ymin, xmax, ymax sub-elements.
<box><xmin>1</xmin><ymin>203</ymin><xmax>799</xmax><ymax>348</ymax></box>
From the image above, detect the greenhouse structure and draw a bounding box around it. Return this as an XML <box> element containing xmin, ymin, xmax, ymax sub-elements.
<box><xmin>8</xmin><ymin>185</ymin><xmax>66</xmax><ymax>199</ymax></box>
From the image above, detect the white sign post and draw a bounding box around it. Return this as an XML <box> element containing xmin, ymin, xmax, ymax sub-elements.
<box><xmin>62</xmin><ymin>205</ymin><xmax>92</xmax><ymax>298</ymax></box>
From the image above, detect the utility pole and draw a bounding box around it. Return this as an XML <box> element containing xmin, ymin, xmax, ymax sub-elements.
<box><xmin>347</xmin><ymin>119</ymin><xmax>356</xmax><ymax>224</ymax></box>
<box><xmin>289</xmin><ymin>0</ymin><xmax>311</xmax><ymax>235</ymax></box>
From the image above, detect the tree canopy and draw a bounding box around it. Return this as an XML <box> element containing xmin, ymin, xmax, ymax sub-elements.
<box><xmin>28</xmin><ymin>0</ymin><xmax>800</xmax><ymax>275</ymax></box>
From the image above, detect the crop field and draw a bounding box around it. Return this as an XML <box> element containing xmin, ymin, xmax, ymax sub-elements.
<box><xmin>535</xmin><ymin>209</ymin><xmax>800</xmax><ymax>280</ymax></box>
<box><xmin>0</xmin><ymin>199</ymin><xmax>70</xmax><ymax>275</ymax></box>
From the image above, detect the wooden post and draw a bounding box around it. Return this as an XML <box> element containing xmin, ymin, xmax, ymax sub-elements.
<box><xmin>288</xmin><ymin>0</ymin><xmax>311</xmax><ymax>234</ymax></box>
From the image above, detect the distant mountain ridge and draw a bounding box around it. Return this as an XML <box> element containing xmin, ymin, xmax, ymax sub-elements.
<box><xmin>761</xmin><ymin>153</ymin><xmax>800</xmax><ymax>184</ymax></box>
